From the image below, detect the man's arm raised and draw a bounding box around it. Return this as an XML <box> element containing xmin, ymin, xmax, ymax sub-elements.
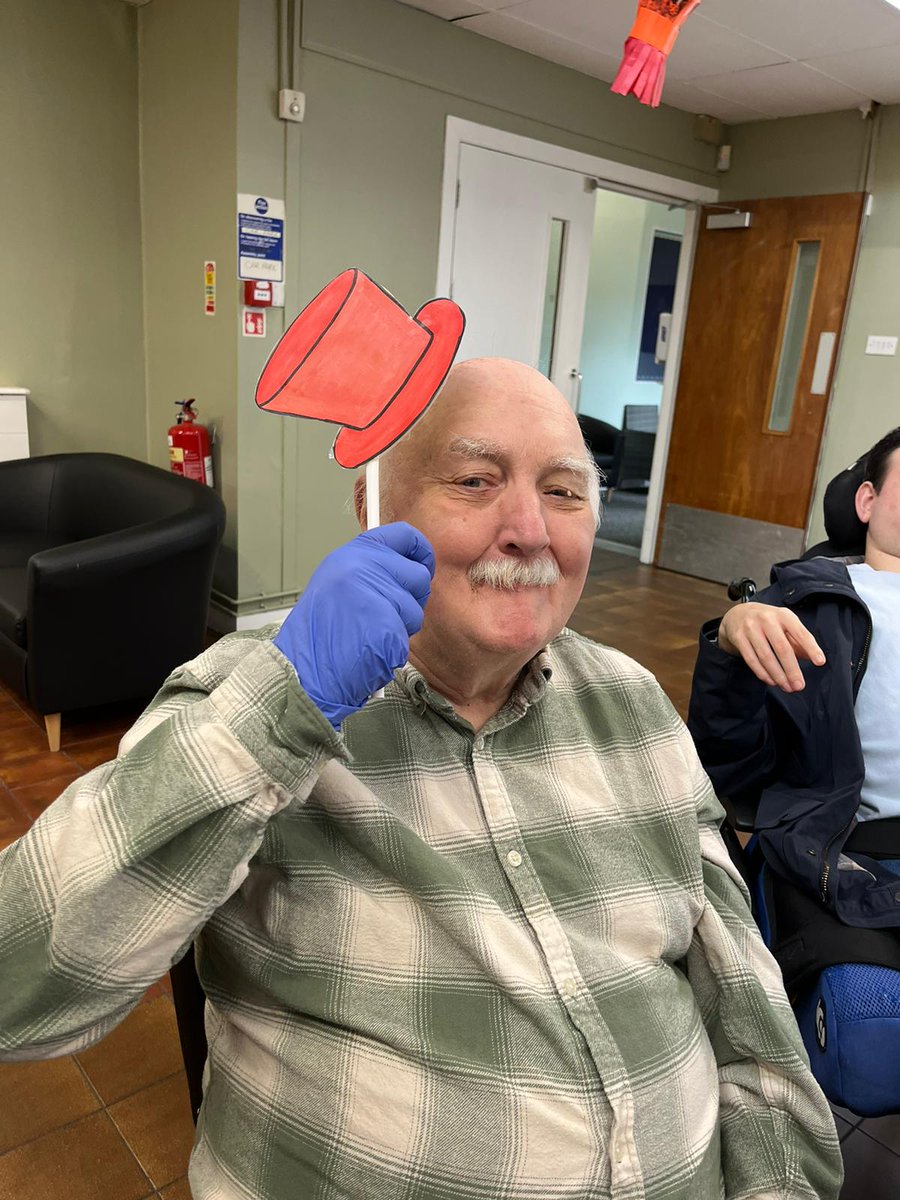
<box><xmin>0</xmin><ymin>524</ymin><xmax>434</xmax><ymax>1060</ymax></box>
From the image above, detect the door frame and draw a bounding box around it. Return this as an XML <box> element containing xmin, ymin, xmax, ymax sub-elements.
<box><xmin>436</xmin><ymin>117</ymin><xmax>717</xmax><ymax>564</ymax></box>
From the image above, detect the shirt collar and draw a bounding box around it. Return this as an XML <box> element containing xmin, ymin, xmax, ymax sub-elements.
<box><xmin>394</xmin><ymin>651</ymin><xmax>553</xmax><ymax>732</ymax></box>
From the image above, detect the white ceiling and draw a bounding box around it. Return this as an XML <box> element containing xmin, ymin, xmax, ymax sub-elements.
<box><xmin>396</xmin><ymin>0</ymin><xmax>900</xmax><ymax>123</ymax></box>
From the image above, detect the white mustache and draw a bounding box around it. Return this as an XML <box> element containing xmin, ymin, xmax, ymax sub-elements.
<box><xmin>467</xmin><ymin>556</ymin><xmax>560</xmax><ymax>590</ymax></box>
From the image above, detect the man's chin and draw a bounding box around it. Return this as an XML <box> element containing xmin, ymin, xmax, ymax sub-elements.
<box><xmin>471</xmin><ymin>594</ymin><xmax>563</xmax><ymax>652</ymax></box>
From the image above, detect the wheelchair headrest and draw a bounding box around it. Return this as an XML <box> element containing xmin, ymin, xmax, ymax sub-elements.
<box><xmin>822</xmin><ymin>457</ymin><xmax>868</xmax><ymax>555</ymax></box>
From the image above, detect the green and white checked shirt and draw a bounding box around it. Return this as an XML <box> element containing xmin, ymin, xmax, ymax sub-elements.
<box><xmin>0</xmin><ymin>626</ymin><xmax>841</xmax><ymax>1199</ymax></box>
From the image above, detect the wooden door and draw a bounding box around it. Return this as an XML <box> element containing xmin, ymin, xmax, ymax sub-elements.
<box><xmin>657</xmin><ymin>193</ymin><xmax>865</xmax><ymax>584</ymax></box>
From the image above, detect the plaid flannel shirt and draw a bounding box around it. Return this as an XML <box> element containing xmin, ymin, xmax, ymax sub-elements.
<box><xmin>0</xmin><ymin>626</ymin><xmax>842</xmax><ymax>1199</ymax></box>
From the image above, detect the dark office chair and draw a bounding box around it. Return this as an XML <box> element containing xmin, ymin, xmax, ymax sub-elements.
<box><xmin>170</xmin><ymin>949</ymin><xmax>207</xmax><ymax>1122</ymax></box>
<box><xmin>801</xmin><ymin>455</ymin><xmax>868</xmax><ymax>560</ymax></box>
<box><xmin>577</xmin><ymin>414</ymin><xmax>619</xmax><ymax>477</ymax></box>
<box><xmin>0</xmin><ymin>453</ymin><xmax>225</xmax><ymax>749</ymax></box>
<box><xmin>606</xmin><ymin>404</ymin><xmax>658</xmax><ymax>499</ymax></box>
<box><xmin>716</xmin><ymin>453</ymin><xmax>900</xmax><ymax>1117</ymax></box>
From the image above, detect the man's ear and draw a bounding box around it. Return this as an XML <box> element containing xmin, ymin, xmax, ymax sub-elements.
<box><xmin>353</xmin><ymin>475</ymin><xmax>367</xmax><ymax>530</ymax></box>
<box><xmin>855</xmin><ymin>480</ymin><xmax>876</xmax><ymax>526</ymax></box>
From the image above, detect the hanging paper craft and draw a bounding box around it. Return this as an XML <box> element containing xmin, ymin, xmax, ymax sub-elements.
<box><xmin>611</xmin><ymin>0</ymin><xmax>703</xmax><ymax>109</ymax></box>
<box><xmin>255</xmin><ymin>268</ymin><xmax>466</xmax><ymax>471</ymax></box>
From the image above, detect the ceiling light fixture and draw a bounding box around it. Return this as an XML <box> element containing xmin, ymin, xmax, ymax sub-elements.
<box><xmin>883</xmin><ymin>0</ymin><xmax>900</xmax><ymax>11</ymax></box>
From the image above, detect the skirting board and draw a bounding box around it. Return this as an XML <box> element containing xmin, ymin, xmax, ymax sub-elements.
<box><xmin>208</xmin><ymin>602</ymin><xmax>291</xmax><ymax>635</ymax></box>
<box><xmin>658</xmin><ymin>504</ymin><xmax>805</xmax><ymax>587</ymax></box>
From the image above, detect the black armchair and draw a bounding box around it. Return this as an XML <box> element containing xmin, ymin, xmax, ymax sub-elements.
<box><xmin>576</xmin><ymin>414</ymin><xmax>619</xmax><ymax>478</ymax></box>
<box><xmin>0</xmin><ymin>453</ymin><xmax>225</xmax><ymax>749</ymax></box>
<box><xmin>606</xmin><ymin>404</ymin><xmax>658</xmax><ymax>499</ymax></box>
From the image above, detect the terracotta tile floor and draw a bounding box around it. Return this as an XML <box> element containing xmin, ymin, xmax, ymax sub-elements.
<box><xmin>0</xmin><ymin>688</ymin><xmax>195</xmax><ymax>1199</ymax></box>
<box><xmin>2</xmin><ymin>550</ymin><xmax>892</xmax><ymax>1197</ymax></box>
<box><xmin>570</xmin><ymin>545</ymin><xmax>726</xmax><ymax>720</ymax></box>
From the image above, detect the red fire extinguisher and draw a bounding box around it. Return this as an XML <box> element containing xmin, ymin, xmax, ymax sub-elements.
<box><xmin>168</xmin><ymin>399</ymin><xmax>214</xmax><ymax>487</ymax></box>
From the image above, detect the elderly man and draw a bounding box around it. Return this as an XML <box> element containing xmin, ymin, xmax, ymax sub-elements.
<box><xmin>1</xmin><ymin>359</ymin><xmax>840</xmax><ymax>1199</ymax></box>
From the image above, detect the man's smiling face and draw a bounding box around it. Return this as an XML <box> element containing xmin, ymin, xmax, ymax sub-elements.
<box><xmin>381</xmin><ymin>359</ymin><xmax>598</xmax><ymax>667</ymax></box>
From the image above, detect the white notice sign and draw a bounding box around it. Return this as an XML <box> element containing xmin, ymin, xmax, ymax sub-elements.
<box><xmin>237</xmin><ymin>194</ymin><xmax>285</xmax><ymax>282</ymax></box>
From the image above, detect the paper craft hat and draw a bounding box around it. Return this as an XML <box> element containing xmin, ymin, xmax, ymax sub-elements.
<box><xmin>611</xmin><ymin>0</ymin><xmax>702</xmax><ymax>108</ymax></box>
<box><xmin>255</xmin><ymin>268</ymin><xmax>466</xmax><ymax>469</ymax></box>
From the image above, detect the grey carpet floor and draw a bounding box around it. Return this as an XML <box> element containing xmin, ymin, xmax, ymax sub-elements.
<box><xmin>597</xmin><ymin>491</ymin><xmax>647</xmax><ymax>549</ymax></box>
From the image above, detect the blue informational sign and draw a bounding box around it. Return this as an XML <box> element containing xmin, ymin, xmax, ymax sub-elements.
<box><xmin>237</xmin><ymin>194</ymin><xmax>285</xmax><ymax>282</ymax></box>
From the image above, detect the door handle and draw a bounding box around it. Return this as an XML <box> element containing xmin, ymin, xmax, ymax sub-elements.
<box><xmin>569</xmin><ymin>368</ymin><xmax>583</xmax><ymax>412</ymax></box>
<box><xmin>655</xmin><ymin>313</ymin><xmax>672</xmax><ymax>364</ymax></box>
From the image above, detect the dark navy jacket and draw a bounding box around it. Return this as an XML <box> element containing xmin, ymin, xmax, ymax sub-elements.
<box><xmin>689</xmin><ymin>556</ymin><xmax>900</xmax><ymax>929</ymax></box>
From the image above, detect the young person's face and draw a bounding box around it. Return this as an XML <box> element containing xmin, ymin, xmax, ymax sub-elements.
<box><xmin>857</xmin><ymin>447</ymin><xmax>900</xmax><ymax>566</ymax></box>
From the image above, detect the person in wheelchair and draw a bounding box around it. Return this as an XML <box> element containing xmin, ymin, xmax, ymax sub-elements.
<box><xmin>688</xmin><ymin>426</ymin><xmax>900</xmax><ymax>1115</ymax></box>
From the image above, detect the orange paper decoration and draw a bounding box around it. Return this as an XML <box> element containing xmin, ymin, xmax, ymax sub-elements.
<box><xmin>611</xmin><ymin>0</ymin><xmax>703</xmax><ymax>108</ymax></box>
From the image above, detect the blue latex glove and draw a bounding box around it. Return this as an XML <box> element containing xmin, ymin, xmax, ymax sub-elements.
<box><xmin>274</xmin><ymin>522</ymin><xmax>435</xmax><ymax>729</ymax></box>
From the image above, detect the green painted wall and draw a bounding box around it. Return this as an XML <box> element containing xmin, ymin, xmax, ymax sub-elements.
<box><xmin>720</xmin><ymin>109</ymin><xmax>871</xmax><ymax>203</ymax></box>
<box><xmin>579</xmin><ymin>193</ymin><xmax>686</xmax><ymax>429</ymax></box>
<box><xmin>0</xmin><ymin>0</ymin><xmax>145</xmax><ymax>458</ymax></box>
<box><xmin>234</xmin><ymin>0</ymin><xmax>299</xmax><ymax>612</ymax></box>
<box><xmin>139</xmin><ymin>0</ymin><xmax>240</xmax><ymax>596</ymax></box>
<box><xmin>809</xmin><ymin>104</ymin><xmax>900</xmax><ymax>542</ymax></box>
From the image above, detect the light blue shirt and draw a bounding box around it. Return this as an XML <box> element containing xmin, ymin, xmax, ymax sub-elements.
<box><xmin>847</xmin><ymin>563</ymin><xmax>900</xmax><ymax>820</ymax></box>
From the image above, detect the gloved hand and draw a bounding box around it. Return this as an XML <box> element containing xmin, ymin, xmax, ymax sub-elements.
<box><xmin>274</xmin><ymin>522</ymin><xmax>435</xmax><ymax>729</ymax></box>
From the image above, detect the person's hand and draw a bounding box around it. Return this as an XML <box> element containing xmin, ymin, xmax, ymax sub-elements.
<box><xmin>274</xmin><ymin>522</ymin><xmax>435</xmax><ymax>728</ymax></box>
<box><xmin>716</xmin><ymin>602</ymin><xmax>826</xmax><ymax>693</ymax></box>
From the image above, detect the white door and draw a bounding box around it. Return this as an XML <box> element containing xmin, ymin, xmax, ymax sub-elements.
<box><xmin>450</xmin><ymin>143</ymin><xmax>596</xmax><ymax>409</ymax></box>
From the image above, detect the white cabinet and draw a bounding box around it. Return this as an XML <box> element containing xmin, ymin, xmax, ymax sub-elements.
<box><xmin>0</xmin><ymin>388</ymin><xmax>30</xmax><ymax>461</ymax></box>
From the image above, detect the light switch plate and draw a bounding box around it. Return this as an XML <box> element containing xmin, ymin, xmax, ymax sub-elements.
<box><xmin>866</xmin><ymin>335</ymin><xmax>898</xmax><ymax>356</ymax></box>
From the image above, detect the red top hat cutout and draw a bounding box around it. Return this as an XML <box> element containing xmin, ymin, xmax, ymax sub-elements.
<box><xmin>255</xmin><ymin>268</ymin><xmax>466</xmax><ymax>469</ymax></box>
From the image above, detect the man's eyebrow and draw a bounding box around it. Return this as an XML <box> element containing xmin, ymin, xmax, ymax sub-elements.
<box><xmin>446</xmin><ymin>436</ymin><xmax>506</xmax><ymax>462</ymax></box>
<box><xmin>547</xmin><ymin>456</ymin><xmax>593</xmax><ymax>482</ymax></box>
<box><xmin>445</xmin><ymin>440</ymin><xmax>593</xmax><ymax>482</ymax></box>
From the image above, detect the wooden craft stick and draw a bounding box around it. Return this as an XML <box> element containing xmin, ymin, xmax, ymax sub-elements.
<box><xmin>365</xmin><ymin>459</ymin><xmax>381</xmax><ymax>530</ymax></box>
<box><xmin>366</xmin><ymin>458</ymin><xmax>386</xmax><ymax>699</ymax></box>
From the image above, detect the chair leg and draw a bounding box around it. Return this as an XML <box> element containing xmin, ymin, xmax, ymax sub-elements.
<box><xmin>44</xmin><ymin>713</ymin><xmax>61</xmax><ymax>752</ymax></box>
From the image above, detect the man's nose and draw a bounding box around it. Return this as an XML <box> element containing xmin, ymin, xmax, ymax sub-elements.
<box><xmin>497</xmin><ymin>486</ymin><xmax>551</xmax><ymax>557</ymax></box>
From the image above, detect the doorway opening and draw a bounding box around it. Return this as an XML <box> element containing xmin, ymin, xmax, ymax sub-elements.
<box><xmin>438</xmin><ymin>118</ymin><xmax>715</xmax><ymax>566</ymax></box>
<box><xmin>577</xmin><ymin>191</ymin><xmax>685</xmax><ymax>558</ymax></box>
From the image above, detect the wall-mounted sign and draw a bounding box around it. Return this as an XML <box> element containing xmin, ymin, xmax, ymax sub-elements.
<box><xmin>237</xmin><ymin>194</ymin><xmax>285</xmax><ymax>282</ymax></box>
<box><xmin>204</xmin><ymin>261</ymin><xmax>216</xmax><ymax>315</ymax></box>
<box><xmin>243</xmin><ymin>309</ymin><xmax>266</xmax><ymax>338</ymax></box>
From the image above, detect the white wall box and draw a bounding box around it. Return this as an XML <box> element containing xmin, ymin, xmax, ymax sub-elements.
<box><xmin>0</xmin><ymin>388</ymin><xmax>30</xmax><ymax>461</ymax></box>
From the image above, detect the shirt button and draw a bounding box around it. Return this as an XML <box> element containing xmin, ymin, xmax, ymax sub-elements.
<box><xmin>506</xmin><ymin>849</ymin><xmax>523</xmax><ymax>868</ymax></box>
<box><xmin>473</xmin><ymin>736</ymin><xmax>485</xmax><ymax>751</ymax></box>
<box><xmin>562</xmin><ymin>977</ymin><xmax>577</xmax><ymax>999</ymax></box>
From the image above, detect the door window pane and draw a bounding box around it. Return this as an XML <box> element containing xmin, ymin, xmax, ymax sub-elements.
<box><xmin>768</xmin><ymin>241</ymin><xmax>821</xmax><ymax>433</ymax></box>
<box><xmin>636</xmin><ymin>233</ymin><xmax>682</xmax><ymax>382</ymax></box>
<box><xmin>538</xmin><ymin>218</ymin><xmax>567</xmax><ymax>378</ymax></box>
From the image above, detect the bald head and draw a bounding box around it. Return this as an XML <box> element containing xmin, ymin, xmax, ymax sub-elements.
<box><xmin>358</xmin><ymin>358</ymin><xmax>602</xmax><ymax>526</ymax></box>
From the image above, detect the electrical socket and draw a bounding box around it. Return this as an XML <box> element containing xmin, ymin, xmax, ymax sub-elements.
<box><xmin>865</xmin><ymin>336</ymin><xmax>898</xmax><ymax>357</ymax></box>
